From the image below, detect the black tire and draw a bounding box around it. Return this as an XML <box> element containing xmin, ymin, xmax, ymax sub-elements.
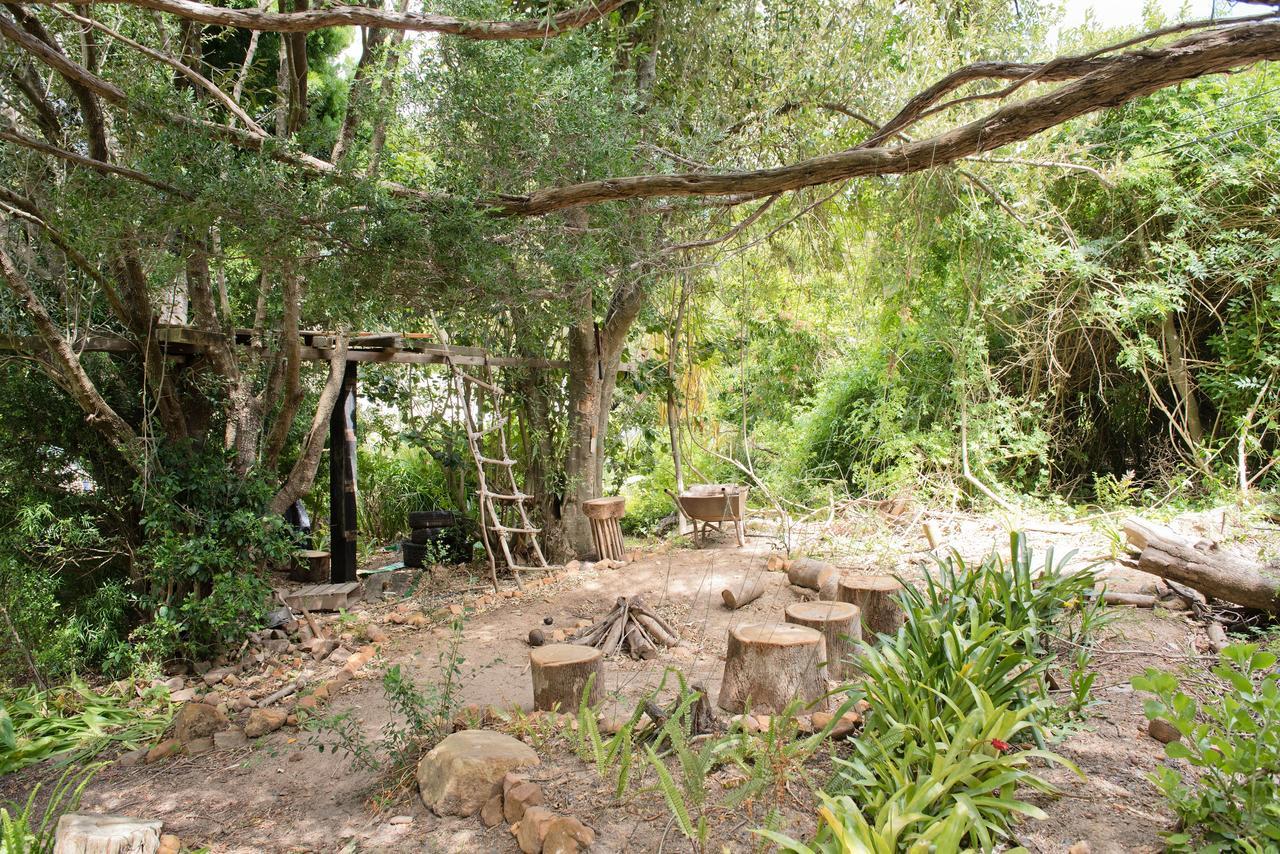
<box><xmin>409</xmin><ymin>526</ymin><xmax>449</xmax><ymax>545</ymax></box>
<box><xmin>402</xmin><ymin>541</ymin><xmax>427</xmax><ymax>568</ymax></box>
<box><xmin>408</xmin><ymin>510</ymin><xmax>455</xmax><ymax>529</ymax></box>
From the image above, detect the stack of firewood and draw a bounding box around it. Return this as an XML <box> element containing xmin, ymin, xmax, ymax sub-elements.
<box><xmin>570</xmin><ymin>595</ymin><xmax>680</xmax><ymax>660</ymax></box>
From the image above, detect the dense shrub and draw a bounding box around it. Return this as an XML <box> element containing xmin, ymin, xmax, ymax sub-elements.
<box><xmin>1133</xmin><ymin>644</ymin><xmax>1280</xmax><ymax>850</ymax></box>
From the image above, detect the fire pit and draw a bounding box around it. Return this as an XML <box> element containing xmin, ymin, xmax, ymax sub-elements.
<box><xmin>672</xmin><ymin>484</ymin><xmax>748</xmax><ymax>547</ymax></box>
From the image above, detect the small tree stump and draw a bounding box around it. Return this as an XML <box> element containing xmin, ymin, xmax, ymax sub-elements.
<box><xmin>717</xmin><ymin>623</ymin><xmax>829</xmax><ymax>714</ymax></box>
<box><xmin>54</xmin><ymin>814</ymin><xmax>163</xmax><ymax>854</ymax></box>
<box><xmin>785</xmin><ymin>600</ymin><xmax>861</xmax><ymax>680</ymax></box>
<box><xmin>787</xmin><ymin>558</ymin><xmax>834</xmax><ymax>591</ymax></box>
<box><xmin>530</xmin><ymin>644</ymin><xmax>604</xmax><ymax>711</ymax></box>
<box><xmin>836</xmin><ymin>575</ymin><xmax>905</xmax><ymax>638</ymax></box>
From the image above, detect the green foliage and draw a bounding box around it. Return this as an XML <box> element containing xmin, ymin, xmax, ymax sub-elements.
<box><xmin>0</xmin><ymin>681</ymin><xmax>171</xmax><ymax>775</ymax></box>
<box><xmin>768</xmin><ymin>534</ymin><xmax>1094</xmax><ymax>851</ymax></box>
<box><xmin>1132</xmin><ymin>643</ymin><xmax>1280</xmax><ymax>850</ymax></box>
<box><xmin>355</xmin><ymin>443</ymin><xmax>454</xmax><ymax>547</ymax></box>
<box><xmin>136</xmin><ymin>442</ymin><xmax>294</xmax><ymax>590</ymax></box>
<box><xmin>0</xmin><ymin>765</ymin><xmax>98</xmax><ymax>854</ymax></box>
<box><xmin>905</xmin><ymin>533</ymin><xmax>1098</xmax><ymax>656</ymax></box>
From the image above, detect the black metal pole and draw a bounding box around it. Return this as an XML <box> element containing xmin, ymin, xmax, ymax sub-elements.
<box><xmin>329</xmin><ymin>361</ymin><xmax>358</xmax><ymax>583</ymax></box>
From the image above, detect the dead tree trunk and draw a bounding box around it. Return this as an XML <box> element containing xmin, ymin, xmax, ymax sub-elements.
<box><xmin>1123</xmin><ymin>517</ymin><xmax>1280</xmax><ymax>613</ymax></box>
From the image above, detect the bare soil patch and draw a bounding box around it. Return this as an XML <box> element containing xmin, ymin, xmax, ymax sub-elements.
<box><xmin>5</xmin><ymin>508</ymin><xmax>1275</xmax><ymax>853</ymax></box>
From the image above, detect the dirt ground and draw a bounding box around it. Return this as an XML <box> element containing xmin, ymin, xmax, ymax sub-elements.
<box><xmin>7</xmin><ymin>505</ymin><xmax>1277</xmax><ymax>853</ymax></box>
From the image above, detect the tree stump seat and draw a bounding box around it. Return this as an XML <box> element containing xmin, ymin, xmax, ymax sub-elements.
<box><xmin>836</xmin><ymin>575</ymin><xmax>905</xmax><ymax>639</ymax></box>
<box><xmin>530</xmin><ymin>644</ymin><xmax>604</xmax><ymax>711</ymax></box>
<box><xmin>717</xmin><ymin>622</ymin><xmax>828</xmax><ymax>714</ymax></box>
<box><xmin>784</xmin><ymin>600</ymin><xmax>861</xmax><ymax>679</ymax></box>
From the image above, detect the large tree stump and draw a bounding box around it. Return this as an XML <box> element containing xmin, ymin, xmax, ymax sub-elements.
<box><xmin>54</xmin><ymin>814</ymin><xmax>163</xmax><ymax>854</ymax></box>
<box><xmin>787</xmin><ymin>558</ymin><xmax>835</xmax><ymax>591</ymax></box>
<box><xmin>530</xmin><ymin>644</ymin><xmax>604</xmax><ymax>711</ymax></box>
<box><xmin>836</xmin><ymin>575</ymin><xmax>905</xmax><ymax>638</ymax></box>
<box><xmin>1124</xmin><ymin>517</ymin><xmax>1280</xmax><ymax>613</ymax></box>
<box><xmin>717</xmin><ymin>623</ymin><xmax>829</xmax><ymax>714</ymax></box>
<box><xmin>785</xmin><ymin>600</ymin><xmax>861</xmax><ymax>680</ymax></box>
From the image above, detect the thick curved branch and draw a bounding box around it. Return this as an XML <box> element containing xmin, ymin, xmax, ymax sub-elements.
<box><xmin>12</xmin><ymin>0</ymin><xmax>627</xmax><ymax>37</ymax></box>
<box><xmin>269</xmin><ymin>333</ymin><xmax>348</xmax><ymax>515</ymax></box>
<box><xmin>492</xmin><ymin>21</ymin><xmax>1280</xmax><ymax>216</ymax></box>
<box><xmin>864</xmin><ymin>12</ymin><xmax>1279</xmax><ymax>146</ymax></box>
<box><xmin>4</xmin><ymin>3</ymin><xmax>110</xmax><ymax>159</ymax></box>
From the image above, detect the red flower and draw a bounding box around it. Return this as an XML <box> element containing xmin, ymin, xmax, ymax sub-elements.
<box><xmin>991</xmin><ymin>739</ymin><xmax>1011</xmax><ymax>752</ymax></box>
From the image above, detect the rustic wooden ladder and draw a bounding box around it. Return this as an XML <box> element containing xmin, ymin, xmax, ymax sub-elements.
<box><xmin>440</xmin><ymin>351</ymin><xmax>549</xmax><ymax>592</ymax></box>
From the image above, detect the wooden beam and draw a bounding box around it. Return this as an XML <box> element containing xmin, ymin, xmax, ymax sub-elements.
<box><xmin>0</xmin><ymin>326</ymin><xmax>636</xmax><ymax>371</ymax></box>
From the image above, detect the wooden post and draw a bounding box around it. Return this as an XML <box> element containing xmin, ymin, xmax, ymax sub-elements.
<box><xmin>785</xmin><ymin>601</ymin><xmax>860</xmax><ymax>679</ymax></box>
<box><xmin>717</xmin><ymin>623</ymin><xmax>829</xmax><ymax>714</ymax></box>
<box><xmin>836</xmin><ymin>575</ymin><xmax>904</xmax><ymax>638</ymax></box>
<box><xmin>329</xmin><ymin>361</ymin><xmax>358</xmax><ymax>583</ymax></box>
<box><xmin>530</xmin><ymin>644</ymin><xmax>604</xmax><ymax>711</ymax></box>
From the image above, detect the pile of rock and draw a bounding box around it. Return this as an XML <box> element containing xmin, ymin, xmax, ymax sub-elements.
<box><xmin>415</xmin><ymin>729</ymin><xmax>594</xmax><ymax>853</ymax></box>
<box><xmin>487</xmin><ymin>774</ymin><xmax>595</xmax><ymax>854</ymax></box>
<box><xmin>131</xmin><ymin>640</ymin><xmax>378</xmax><ymax>765</ymax></box>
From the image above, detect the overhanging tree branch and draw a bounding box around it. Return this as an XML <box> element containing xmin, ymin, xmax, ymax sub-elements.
<box><xmin>10</xmin><ymin>0</ymin><xmax>627</xmax><ymax>37</ymax></box>
<box><xmin>490</xmin><ymin>20</ymin><xmax>1280</xmax><ymax>216</ymax></box>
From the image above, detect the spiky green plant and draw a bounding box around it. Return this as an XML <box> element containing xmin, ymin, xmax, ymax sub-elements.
<box><xmin>0</xmin><ymin>765</ymin><xmax>99</xmax><ymax>854</ymax></box>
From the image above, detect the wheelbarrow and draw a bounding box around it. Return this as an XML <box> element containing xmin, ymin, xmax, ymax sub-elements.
<box><xmin>667</xmin><ymin>484</ymin><xmax>749</xmax><ymax>547</ymax></box>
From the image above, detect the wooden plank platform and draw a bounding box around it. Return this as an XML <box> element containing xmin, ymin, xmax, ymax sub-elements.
<box><xmin>283</xmin><ymin>581</ymin><xmax>362</xmax><ymax>612</ymax></box>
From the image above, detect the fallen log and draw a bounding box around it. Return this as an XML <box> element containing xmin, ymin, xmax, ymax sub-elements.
<box><xmin>721</xmin><ymin>576</ymin><xmax>767</xmax><ymax>610</ymax></box>
<box><xmin>788</xmin><ymin>558</ymin><xmax>834</xmax><ymax>591</ymax></box>
<box><xmin>1102</xmin><ymin>591</ymin><xmax>1157</xmax><ymax>607</ymax></box>
<box><xmin>1123</xmin><ymin>517</ymin><xmax>1280</xmax><ymax>613</ymax></box>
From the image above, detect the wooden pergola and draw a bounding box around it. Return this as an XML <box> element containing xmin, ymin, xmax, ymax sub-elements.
<box><xmin>1</xmin><ymin>325</ymin><xmax>624</xmax><ymax>583</ymax></box>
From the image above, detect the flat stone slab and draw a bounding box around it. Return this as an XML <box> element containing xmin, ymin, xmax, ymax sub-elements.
<box><xmin>282</xmin><ymin>582</ymin><xmax>361</xmax><ymax>612</ymax></box>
